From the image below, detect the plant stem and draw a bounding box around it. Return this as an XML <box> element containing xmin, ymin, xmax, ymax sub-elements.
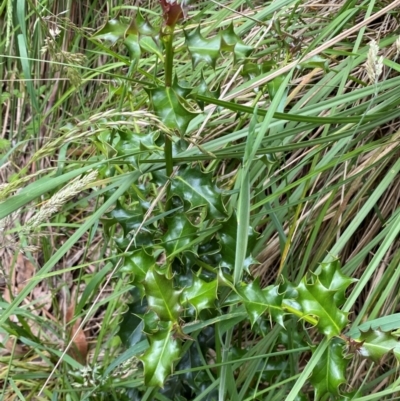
<box><xmin>283</xmin><ymin>302</ymin><xmax>318</xmax><ymax>326</ymax></box>
<box><xmin>165</xmin><ymin>134</ymin><xmax>173</xmax><ymax>179</ymax></box>
<box><xmin>164</xmin><ymin>28</ymin><xmax>174</xmax><ymax>88</ymax></box>
<box><xmin>163</xmin><ymin>28</ymin><xmax>175</xmax><ymax>201</ymax></box>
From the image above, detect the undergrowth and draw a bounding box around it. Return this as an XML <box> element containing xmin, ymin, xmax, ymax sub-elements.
<box><xmin>1</xmin><ymin>0</ymin><xmax>400</xmax><ymax>400</ymax></box>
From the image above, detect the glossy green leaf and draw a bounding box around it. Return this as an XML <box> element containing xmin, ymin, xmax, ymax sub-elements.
<box><xmin>93</xmin><ymin>19</ymin><xmax>126</xmax><ymax>45</ymax></box>
<box><xmin>142</xmin><ymin>310</ymin><xmax>160</xmax><ymax>335</ymax></box>
<box><xmin>113</xmin><ymin>128</ymin><xmax>161</xmax><ymax>160</ymax></box>
<box><xmin>267</xmin><ymin>75</ymin><xmax>287</xmax><ymax>100</ymax></box>
<box><xmin>171</xmin><ymin>166</ymin><xmax>226</xmax><ymax>219</ymax></box>
<box><xmin>102</xmin><ymin>201</ymin><xmax>143</xmax><ymax>236</ymax></box>
<box><xmin>341</xmin><ymin>390</ymin><xmax>363</xmax><ymax>400</ymax></box>
<box><xmin>241</xmin><ymin>61</ymin><xmax>275</xmax><ymax>80</ymax></box>
<box><xmin>147</xmin><ymin>86</ymin><xmax>198</xmax><ymax>133</ymax></box>
<box><xmin>310</xmin><ymin>340</ymin><xmax>349</xmax><ymax>400</ymax></box>
<box><xmin>190</xmin><ymin>73</ymin><xmax>220</xmax><ymax>110</ymax></box>
<box><xmin>139</xmin><ymin>36</ymin><xmax>164</xmax><ymax>61</ymax></box>
<box><xmin>119</xmin><ymin>287</ymin><xmax>147</xmax><ymax>347</ymax></box>
<box><xmin>143</xmin><ymin>268</ymin><xmax>182</xmax><ymax>322</ymax></box>
<box><xmin>259</xmin><ymin>358</ymin><xmax>291</xmax><ymax>382</ymax></box>
<box><xmin>299</xmin><ymin>55</ymin><xmax>329</xmax><ymax>72</ymax></box>
<box><xmin>238</xmin><ymin>278</ymin><xmax>284</xmax><ymax>326</ymax></box>
<box><xmin>317</xmin><ymin>260</ymin><xmax>356</xmax><ymax>306</ymax></box>
<box><xmin>139</xmin><ymin>322</ymin><xmax>181</xmax><ymax>387</ymax></box>
<box><xmin>219</xmin><ymin>23</ymin><xmax>237</xmax><ymax>51</ymax></box>
<box><xmin>93</xmin><ymin>16</ymin><xmax>158</xmax><ymax>63</ymax></box>
<box><xmin>162</xmin><ymin>214</ymin><xmax>197</xmax><ymax>257</ymax></box>
<box><xmin>354</xmin><ymin>328</ymin><xmax>400</xmax><ymax>363</ymax></box>
<box><xmin>238</xmin><ymin>279</ymin><xmax>268</xmax><ymax>325</ymax></box>
<box><xmin>296</xmin><ymin>275</ymin><xmax>349</xmax><ymax>338</ymax></box>
<box><xmin>172</xmin><ymin>76</ymin><xmax>193</xmax><ymax>99</ymax></box>
<box><xmin>124</xmin><ymin>33</ymin><xmax>141</xmax><ymax>63</ymax></box>
<box><xmin>184</xmin><ymin>26</ymin><xmax>221</xmax><ymax>68</ymax></box>
<box><xmin>120</xmin><ymin>249</ymin><xmax>155</xmax><ymax>285</ymax></box>
<box><xmin>175</xmin><ymin>341</ymin><xmax>211</xmax><ymax>392</ymax></box>
<box><xmin>218</xmin><ymin>213</ymin><xmax>256</xmax><ymax>269</ymax></box>
<box><xmin>123</xmin><ymin>20</ymin><xmax>142</xmax><ymax>63</ymax></box>
<box><xmin>131</xmin><ymin>11</ymin><xmax>157</xmax><ymax>36</ymax></box>
<box><xmin>219</xmin><ymin>23</ymin><xmax>253</xmax><ymax>61</ymax></box>
<box><xmin>181</xmin><ymin>276</ymin><xmax>217</xmax><ymax>314</ymax></box>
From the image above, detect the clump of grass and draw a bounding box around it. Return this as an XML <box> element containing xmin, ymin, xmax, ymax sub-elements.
<box><xmin>1</xmin><ymin>0</ymin><xmax>400</xmax><ymax>400</ymax></box>
<box><xmin>22</xmin><ymin>170</ymin><xmax>98</xmax><ymax>235</ymax></box>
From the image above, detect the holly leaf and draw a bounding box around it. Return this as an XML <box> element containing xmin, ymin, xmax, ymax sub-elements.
<box><xmin>102</xmin><ymin>201</ymin><xmax>143</xmax><ymax>236</ymax></box>
<box><xmin>119</xmin><ymin>288</ymin><xmax>147</xmax><ymax>347</ymax></box>
<box><xmin>120</xmin><ymin>249</ymin><xmax>155</xmax><ymax>285</ymax></box>
<box><xmin>241</xmin><ymin>61</ymin><xmax>275</xmax><ymax>80</ymax></box>
<box><xmin>219</xmin><ymin>23</ymin><xmax>253</xmax><ymax>61</ymax></box>
<box><xmin>259</xmin><ymin>358</ymin><xmax>291</xmax><ymax>382</ymax></box>
<box><xmin>142</xmin><ymin>310</ymin><xmax>160</xmax><ymax>335</ymax></box>
<box><xmin>354</xmin><ymin>328</ymin><xmax>400</xmax><ymax>363</ymax></box>
<box><xmin>171</xmin><ymin>166</ymin><xmax>226</xmax><ymax>219</ymax></box>
<box><xmin>238</xmin><ymin>278</ymin><xmax>284</xmax><ymax>326</ymax></box>
<box><xmin>175</xmin><ymin>342</ymin><xmax>207</xmax><ymax>392</ymax></box>
<box><xmin>172</xmin><ymin>75</ymin><xmax>193</xmax><ymax>99</ymax></box>
<box><xmin>161</xmin><ymin>214</ymin><xmax>197</xmax><ymax>258</ymax></box>
<box><xmin>190</xmin><ymin>73</ymin><xmax>220</xmax><ymax>111</ymax></box>
<box><xmin>262</xmin><ymin>285</ymin><xmax>285</xmax><ymax>327</ymax></box>
<box><xmin>139</xmin><ymin>322</ymin><xmax>181</xmax><ymax>387</ymax></box>
<box><xmin>114</xmin><ymin>129</ymin><xmax>161</xmax><ymax>165</ymax></box>
<box><xmin>218</xmin><ymin>213</ymin><xmax>256</xmax><ymax>269</ymax></box>
<box><xmin>124</xmin><ymin>33</ymin><xmax>141</xmax><ymax>63</ymax></box>
<box><xmin>143</xmin><ymin>268</ymin><xmax>182</xmax><ymax>322</ymax></box>
<box><xmin>317</xmin><ymin>259</ymin><xmax>356</xmax><ymax>306</ymax></box>
<box><xmin>147</xmin><ymin>86</ymin><xmax>198</xmax><ymax>133</ymax></box>
<box><xmin>296</xmin><ymin>276</ymin><xmax>348</xmax><ymax>338</ymax></box>
<box><xmin>299</xmin><ymin>55</ymin><xmax>329</xmax><ymax>72</ymax></box>
<box><xmin>310</xmin><ymin>340</ymin><xmax>349</xmax><ymax>400</ymax></box>
<box><xmin>267</xmin><ymin>75</ymin><xmax>287</xmax><ymax>100</ymax></box>
<box><xmin>93</xmin><ymin>15</ymin><xmax>158</xmax><ymax>63</ymax></box>
<box><xmin>93</xmin><ymin>19</ymin><xmax>126</xmax><ymax>45</ymax></box>
<box><xmin>184</xmin><ymin>26</ymin><xmax>221</xmax><ymax>68</ymax></box>
<box><xmin>139</xmin><ymin>36</ymin><xmax>164</xmax><ymax>60</ymax></box>
<box><xmin>131</xmin><ymin>11</ymin><xmax>157</xmax><ymax>36</ymax></box>
<box><xmin>181</xmin><ymin>276</ymin><xmax>217</xmax><ymax>314</ymax></box>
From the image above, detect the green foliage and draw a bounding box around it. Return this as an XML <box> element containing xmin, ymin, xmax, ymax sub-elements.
<box><xmin>147</xmin><ymin>85</ymin><xmax>198</xmax><ymax>133</ymax></box>
<box><xmin>218</xmin><ymin>212</ymin><xmax>257</xmax><ymax>270</ymax></box>
<box><xmin>121</xmin><ymin>249</ymin><xmax>155</xmax><ymax>286</ymax></box>
<box><xmin>181</xmin><ymin>275</ymin><xmax>217</xmax><ymax>314</ymax></box>
<box><xmin>93</xmin><ymin>15</ymin><xmax>159</xmax><ymax>64</ymax></box>
<box><xmin>296</xmin><ymin>272</ymin><xmax>349</xmax><ymax>338</ymax></box>
<box><xmin>184</xmin><ymin>26</ymin><xmax>221</xmax><ymax>68</ymax></box>
<box><xmin>351</xmin><ymin>329</ymin><xmax>400</xmax><ymax>363</ymax></box>
<box><xmin>219</xmin><ymin>23</ymin><xmax>254</xmax><ymax>61</ymax></box>
<box><xmin>143</xmin><ymin>268</ymin><xmax>182</xmax><ymax>323</ymax></box>
<box><xmin>238</xmin><ymin>278</ymin><xmax>284</xmax><ymax>327</ymax></box>
<box><xmin>310</xmin><ymin>339</ymin><xmax>350</xmax><ymax>400</ymax></box>
<box><xmin>139</xmin><ymin>321</ymin><xmax>181</xmax><ymax>387</ymax></box>
<box><xmin>171</xmin><ymin>166</ymin><xmax>226</xmax><ymax>219</ymax></box>
<box><xmin>318</xmin><ymin>260</ymin><xmax>357</xmax><ymax>306</ymax></box>
<box><xmin>3</xmin><ymin>0</ymin><xmax>400</xmax><ymax>400</ymax></box>
<box><xmin>162</xmin><ymin>214</ymin><xmax>197</xmax><ymax>257</ymax></box>
<box><xmin>184</xmin><ymin>23</ymin><xmax>253</xmax><ymax>68</ymax></box>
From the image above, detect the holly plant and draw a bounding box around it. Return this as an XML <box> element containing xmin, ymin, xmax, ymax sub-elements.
<box><xmin>89</xmin><ymin>1</ymin><xmax>400</xmax><ymax>400</ymax></box>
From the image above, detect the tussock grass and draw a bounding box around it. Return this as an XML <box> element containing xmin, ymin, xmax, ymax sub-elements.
<box><xmin>0</xmin><ymin>0</ymin><xmax>400</xmax><ymax>399</ymax></box>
